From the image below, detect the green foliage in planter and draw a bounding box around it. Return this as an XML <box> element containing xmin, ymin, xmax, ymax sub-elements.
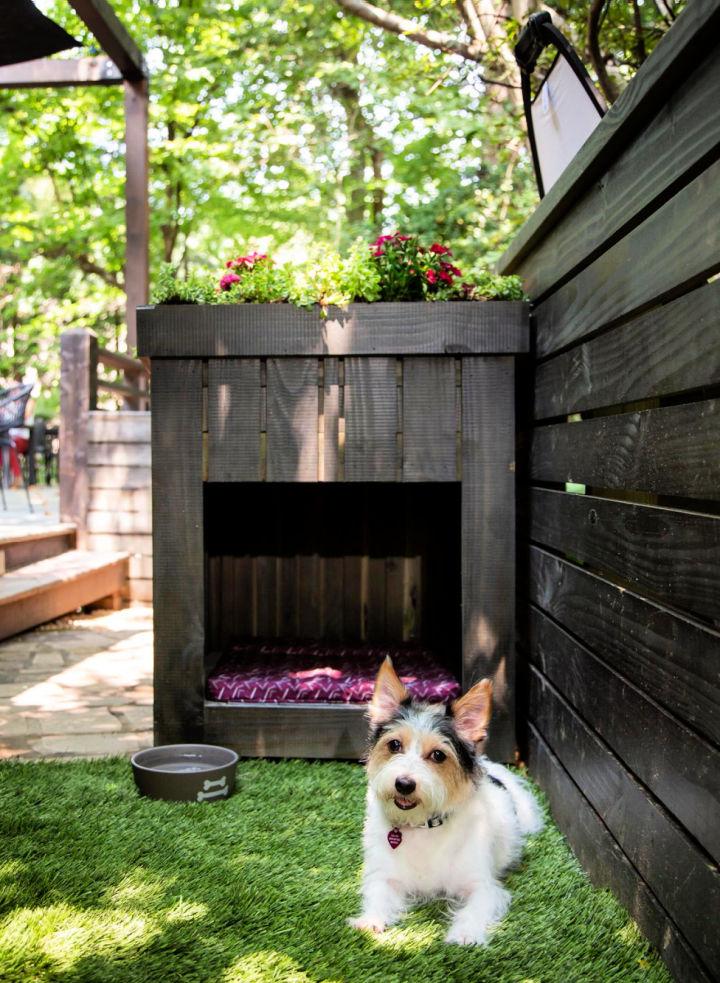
<box><xmin>287</xmin><ymin>239</ymin><xmax>381</xmax><ymax>308</ymax></box>
<box><xmin>151</xmin><ymin>236</ymin><xmax>526</xmax><ymax>308</ymax></box>
<box><xmin>466</xmin><ymin>271</ymin><xmax>526</xmax><ymax>301</ymax></box>
<box><xmin>151</xmin><ymin>264</ymin><xmax>218</xmax><ymax>305</ymax></box>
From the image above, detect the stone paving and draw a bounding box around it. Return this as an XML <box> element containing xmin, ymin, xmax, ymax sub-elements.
<box><xmin>0</xmin><ymin>605</ymin><xmax>153</xmax><ymax>760</ymax></box>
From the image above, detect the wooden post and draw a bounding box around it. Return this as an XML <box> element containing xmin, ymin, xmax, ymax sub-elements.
<box><xmin>124</xmin><ymin>78</ymin><xmax>149</xmax><ymax>354</ymax></box>
<box><xmin>59</xmin><ymin>330</ymin><xmax>98</xmax><ymax>548</ymax></box>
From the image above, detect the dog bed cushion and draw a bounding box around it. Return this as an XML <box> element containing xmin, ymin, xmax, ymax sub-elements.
<box><xmin>206</xmin><ymin>640</ymin><xmax>461</xmax><ymax>704</ymax></box>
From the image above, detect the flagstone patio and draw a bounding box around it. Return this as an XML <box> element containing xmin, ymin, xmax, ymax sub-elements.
<box><xmin>0</xmin><ymin>604</ymin><xmax>153</xmax><ymax>760</ymax></box>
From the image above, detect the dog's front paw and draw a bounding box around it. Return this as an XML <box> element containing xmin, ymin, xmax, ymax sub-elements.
<box><xmin>348</xmin><ymin>915</ymin><xmax>387</xmax><ymax>934</ymax></box>
<box><xmin>445</xmin><ymin>924</ymin><xmax>489</xmax><ymax>946</ymax></box>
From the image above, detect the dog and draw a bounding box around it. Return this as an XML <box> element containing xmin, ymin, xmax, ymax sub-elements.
<box><xmin>349</xmin><ymin>656</ymin><xmax>543</xmax><ymax>945</ymax></box>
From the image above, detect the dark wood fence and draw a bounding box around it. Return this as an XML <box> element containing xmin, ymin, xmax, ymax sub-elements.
<box><xmin>499</xmin><ymin>3</ymin><xmax>720</xmax><ymax>981</ymax></box>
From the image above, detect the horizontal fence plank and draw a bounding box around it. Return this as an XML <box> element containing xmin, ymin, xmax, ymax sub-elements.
<box><xmin>126</xmin><ymin>579</ymin><xmax>152</xmax><ymax>603</ymax></box>
<box><xmin>208</xmin><ymin>358</ymin><xmax>261</xmax><ymax>482</ymax></box>
<box><xmin>533</xmin><ymin>155</ymin><xmax>720</xmax><ymax>357</ymax></box>
<box><xmin>498</xmin><ymin>0</ymin><xmax>720</xmax><ymax>277</ymax></box>
<box><xmin>88</xmin><ymin>486</ymin><xmax>151</xmax><ymax>514</ymax></box>
<box><xmin>531</xmin><ymin>399</ymin><xmax>720</xmax><ymax>499</ymax></box>
<box><xmin>86</xmin><ymin>510</ymin><xmax>152</xmax><ymax>535</ymax></box>
<box><xmin>529</xmin><ymin>666</ymin><xmax>720</xmax><ymax>973</ymax></box>
<box><xmin>528</xmin><ymin>607</ymin><xmax>720</xmax><ymax>861</ymax></box>
<box><xmin>87</xmin><ymin>533</ymin><xmax>152</xmax><ymax>557</ymax></box>
<box><xmin>528</xmin><ymin>546</ymin><xmax>720</xmax><ymax>746</ymax></box>
<box><xmin>529</xmin><ymin>488</ymin><xmax>720</xmax><ymax>623</ymax></box>
<box><xmin>137</xmin><ymin>302</ymin><xmax>529</xmax><ymax>358</ymax></box>
<box><xmin>518</xmin><ymin>50</ymin><xmax>720</xmax><ymax>299</ymax></box>
<box><xmin>128</xmin><ymin>554</ymin><xmax>152</xmax><ymax>580</ymax></box>
<box><xmin>87</xmin><ymin>411</ymin><xmax>151</xmax><ymax>443</ymax></box>
<box><xmin>87</xmin><ymin>442</ymin><xmax>151</xmax><ymax>467</ymax></box>
<box><xmin>534</xmin><ymin>281</ymin><xmax>720</xmax><ymax>419</ymax></box>
<box><xmin>88</xmin><ymin>465</ymin><xmax>151</xmax><ymax>490</ymax></box>
<box><xmin>528</xmin><ymin>727</ymin><xmax>714</xmax><ymax>983</ymax></box>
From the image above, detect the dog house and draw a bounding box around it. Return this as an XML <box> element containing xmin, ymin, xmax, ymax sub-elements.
<box><xmin>138</xmin><ymin>301</ymin><xmax>528</xmax><ymax>761</ymax></box>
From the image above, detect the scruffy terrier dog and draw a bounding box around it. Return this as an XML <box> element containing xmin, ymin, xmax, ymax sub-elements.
<box><xmin>350</xmin><ymin>657</ymin><xmax>542</xmax><ymax>945</ymax></box>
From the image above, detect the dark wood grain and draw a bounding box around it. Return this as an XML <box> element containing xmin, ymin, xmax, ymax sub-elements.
<box><xmin>518</xmin><ymin>51</ymin><xmax>720</xmax><ymax>300</ymax></box>
<box><xmin>208</xmin><ymin>359</ymin><xmax>261</xmax><ymax>481</ymax></box>
<box><xmin>344</xmin><ymin>358</ymin><xmax>397</xmax><ymax>482</ymax></box>
<box><xmin>533</xmin><ymin>155</ymin><xmax>720</xmax><ymax>357</ymax></box>
<box><xmin>150</xmin><ymin>359</ymin><xmax>205</xmax><ymax>743</ymax></box>
<box><xmin>462</xmin><ymin>357</ymin><xmax>515</xmax><ymax>761</ymax></box>
<box><xmin>529</xmin><ymin>667</ymin><xmax>720</xmax><ymax>973</ymax></box>
<box><xmin>529</xmin><ymin>727</ymin><xmax>714</xmax><ymax>983</ymax></box>
<box><xmin>498</xmin><ymin>0</ymin><xmax>720</xmax><ymax>276</ymax></box>
<box><xmin>266</xmin><ymin>358</ymin><xmax>319</xmax><ymax>481</ymax></box>
<box><xmin>204</xmin><ymin>701</ymin><xmax>368</xmax><ymax>759</ymax></box>
<box><xmin>528</xmin><ymin>607</ymin><xmax>720</xmax><ymax>861</ymax></box>
<box><xmin>530</xmin><ymin>488</ymin><xmax>720</xmax><ymax>623</ymax></box>
<box><xmin>321</xmin><ymin>358</ymin><xmax>340</xmax><ymax>482</ymax></box>
<box><xmin>529</xmin><ymin>546</ymin><xmax>720</xmax><ymax>745</ymax></box>
<box><xmin>531</xmin><ymin>399</ymin><xmax>720</xmax><ymax>499</ymax></box>
<box><xmin>137</xmin><ymin>302</ymin><xmax>529</xmax><ymax>358</ymax></box>
<box><xmin>534</xmin><ymin>281</ymin><xmax>720</xmax><ymax>419</ymax></box>
<box><xmin>402</xmin><ymin>357</ymin><xmax>457</xmax><ymax>481</ymax></box>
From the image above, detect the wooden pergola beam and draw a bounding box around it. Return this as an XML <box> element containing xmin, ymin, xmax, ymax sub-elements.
<box><xmin>0</xmin><ymin>55</ymin><xmax>122</xmax><ymax>88</ymax></box>
<box><xmin>67</xmin><ymin>0</ymin><xmax>145</xmax><ymax>81</ymax></box>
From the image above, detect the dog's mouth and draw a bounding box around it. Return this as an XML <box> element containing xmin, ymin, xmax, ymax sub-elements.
<box><xmin>393</xmin><ymin>795</ymin><xmax>418</xmax><ymax>811</ymax></box>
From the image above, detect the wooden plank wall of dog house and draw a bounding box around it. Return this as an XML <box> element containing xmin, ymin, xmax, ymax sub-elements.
<box><xmin>344</xmin><ymin>358</ymin><xmax>398</xmax><ymax>482</ymax></box>
<box><xmin>462</xmin><ymin>357</ymin><xmax>515</xmax><ymax>762</ymax></box>
<box><xmin>498</xmin><ymin>3</ymin><xmax>720</xmax><ymax>978</ymax></box>
<box><xmin>150</xmin><ymin>360</ymin><xmax>205</xmax><ymax>745</ymax></box>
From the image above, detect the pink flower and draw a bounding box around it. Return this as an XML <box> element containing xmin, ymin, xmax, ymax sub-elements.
<box><xmin>430</xmin><ymin>243</ymin><xmax>451</xmax><ymax>255</ymax></box>
<box><xmin>372</xmin><ymin>247</ymin><xmax>384</xmax><ymax>257</ymax></box>
<box><xmin>426</xmin><ymin>269</ymin><xmax>437</xmax><ymax>285</ymax></box>
<box><xmin>225</xmin><ymin>259</ymin><xmax>235</xmax><ymax>268</ymax></box>
<box><xmin>441</xmin><ymin>262</ymin><xmax>463</xmax><ymax>277</ymax></box>
<box><xmin>394</xmin><ymin>234</ymin><xmax>412</xmax><ymax>241</ymax></box>
<box><xmin>373</xmin><ymin>234</ymin><xmax>395</xmax><ymax>246</ymax></box>
<box><xmin>219</xmin><ymin>272</ymin><xmax>241</xmax><ymax>291</ymax></box>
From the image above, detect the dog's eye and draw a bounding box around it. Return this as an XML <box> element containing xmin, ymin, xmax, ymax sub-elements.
<box><xmin>387</xmin><ymin>739</ymin><xmax>402</xmax><ymax>754</ymax></box>
<box><xmin>429</xmin><ymin>749</ymin><xmax>446</xmax><ymax>764</ymax></box>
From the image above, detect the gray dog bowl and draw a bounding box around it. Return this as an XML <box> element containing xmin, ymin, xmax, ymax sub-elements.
<box><xmin>131</xmin><ymin>744</ymin><xmax>238</xmax><ymax>803</ymax></box>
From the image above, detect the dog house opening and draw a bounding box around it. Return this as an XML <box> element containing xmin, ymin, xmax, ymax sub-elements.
<box><xmin>204</xmin><ymin>482</ymin><xmax>462</xmax><ymax>705</ymax></box>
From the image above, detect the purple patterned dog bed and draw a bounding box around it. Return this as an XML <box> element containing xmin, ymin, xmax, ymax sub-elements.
<box><xmin>206</xmin><ymin>640</ymin><xmax>461</xmax><ymax>704</ymax></box>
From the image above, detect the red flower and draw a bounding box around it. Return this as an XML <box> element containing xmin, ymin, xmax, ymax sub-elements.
<box><xmin>441</xmin><ymin>262</ymin><xmax>463</xmax><ymax>277</ymax></box>
<box><xmin>219</xmin><ymin>272</ymin><xmax>241</xmax><ymax>291</ymax></box>
<box><xmin>394</xmin><ymin>234</ymin><xmax>412</xmax><ymax>241</ymax></box>
<box><xmin>430</xmin><ymin>243</ymin><xmax>451</xmax><ymax>255</ymax></box>
<box><xmin>426</xmin><ymin>269</ymin><xmax>437</xmax><ymax>285</ymax></box>
<box><xmin>439</xmin><ymin>271</ymin><xmax>453</xmax><ymax>284</ymax></box>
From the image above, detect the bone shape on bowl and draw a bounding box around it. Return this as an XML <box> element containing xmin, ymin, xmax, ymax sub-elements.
<box><xmin>196</xmin><ymin>784</ymin><xmax>230</xmax><ymax>802</ymax></box>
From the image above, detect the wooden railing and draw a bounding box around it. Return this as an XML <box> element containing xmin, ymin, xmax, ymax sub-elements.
<box><xmin>96</xmin><ymin>345</ymin><xmax>150</xmax><ymax>409</ymax></box>
<box><xmin>59</xmin><ymin>328</ymin><xmax>150</xmax><ymax>545</ymax></box>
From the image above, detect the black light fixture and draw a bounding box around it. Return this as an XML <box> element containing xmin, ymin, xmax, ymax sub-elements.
<box><xmin>515</xmin><ymin>12</ymin><xmax>605</xmax><ymax>198</ymax></box>
<box><xmin>0</xmin><ymin>0</ymin><xmax>79</xmax><ymax>68</ymax></box>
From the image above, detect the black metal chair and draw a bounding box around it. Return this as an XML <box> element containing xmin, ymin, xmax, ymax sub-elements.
<box><xmin>0</xmin><ymin>383</ymin><xmax>34</xmax><ymax>512</ymax></box>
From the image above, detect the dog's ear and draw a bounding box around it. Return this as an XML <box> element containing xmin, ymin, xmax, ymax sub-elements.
<box><xmin>369</xmin><ymin>656</ymin><xmax>409</xmax><ymax>726</ymax></box>
<box><xmin>451</xmin><ymin>678</ymin><xmax>493</xmax><ymax>744</ymax></box>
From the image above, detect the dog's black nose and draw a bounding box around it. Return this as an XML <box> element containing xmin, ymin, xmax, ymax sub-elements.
<box><xmin>395</xmin><ymin>776</ymin><xmax>416</xmax><ymax>795</ymax></box>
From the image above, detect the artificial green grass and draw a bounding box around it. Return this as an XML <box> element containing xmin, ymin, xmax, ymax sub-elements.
<box><xmin>0</xmin><ymin>758</ymin><xmax>668</xmax><ymax>983</ymax></box>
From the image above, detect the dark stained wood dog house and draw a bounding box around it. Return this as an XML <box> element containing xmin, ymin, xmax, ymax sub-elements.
<box><xmin>138</xmin><ymin>302</ymin><xmax>528</xmax><ymax>761</ymax></box>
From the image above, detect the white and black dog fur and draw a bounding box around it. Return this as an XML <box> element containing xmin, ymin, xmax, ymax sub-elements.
<box><xmin>350</xmin><ymin>656</ymin><xmax>542</xmax><ymax>945</ymax></box>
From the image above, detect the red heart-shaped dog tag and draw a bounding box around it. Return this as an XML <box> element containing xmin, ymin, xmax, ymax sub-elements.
<box><xmin>387</xmin><ymin>828</ymin><xmax>402</xmax><ymax>849</ymax></box>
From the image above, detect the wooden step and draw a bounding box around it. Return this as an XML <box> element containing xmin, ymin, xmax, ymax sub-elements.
<box><xmin>0</xmin><ymin>549</ymin><xmax>128</xmax><ymax>641</ymax></box>
<box><xmin>0</xmin><ymin>524</ymin><xmax>77</xmax><ymax>573</ymax></box>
